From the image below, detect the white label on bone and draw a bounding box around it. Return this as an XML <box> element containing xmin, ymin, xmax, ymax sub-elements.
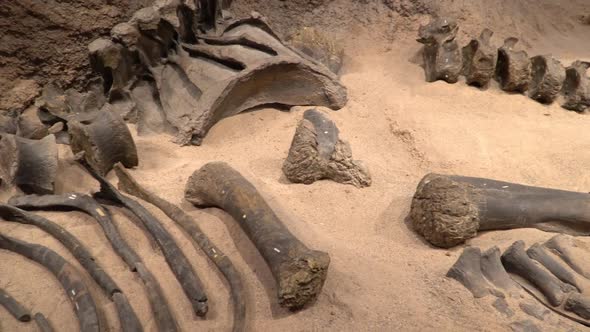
<box><xmin>242</xmin><ymin>214</ymin><xmax>247</xmax><ymax>219</ymax></box>
<box><xmin>96</xmin><ymin>208</ymin><xmax>105</xmax><ymax>216</ymax></box>
<box><xmin>502</xmin><ymin>185</ymin><xmax>509</xmax><ymax>188</ymax></box>
<box><xmin>69</xmin><ymin>194</ymin><xmax>77</xmax><ymax>199</ymax></box>
<box><xmin>274</xmin><ymin>248</ymin><xmax>281</xmax><ymax>253</ymax></box>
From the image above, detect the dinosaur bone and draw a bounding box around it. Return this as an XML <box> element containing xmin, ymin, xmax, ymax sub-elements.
<box><xmin>416</xmin><ymin>17</ymin><xmax>462</xmax><ymax>83</ymax></box>
<box><xmin>495</xmin><ymin>38</ymin><xmax>531</xmax><ymax>93</ymax></box>
<box><xmin>528</xmin><ymin>55</ymin><xmax>565</xmax><ymax>104</ymax></box>
<box><xmin>185</xmin><ymin>161</ymin><xmax>330</xmax><ymax>310</ymax></box>
<box><xmin>0</xmin><ymin>288</ymin><xmax>31</xmax><ymax>322</ymax></box>
<box><xmin>462</xmin><ymin>29</ymin><xmax>496</xmax><ymax>87</ymax></box>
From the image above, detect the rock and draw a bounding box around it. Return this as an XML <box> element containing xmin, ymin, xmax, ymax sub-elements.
<box><xmin>16</xmin><ymin>106</ymin><xmax>48</xmax><ymax>140</ymax></box>
<box><xmin>509</xmin><ymin>320</ymin><xmax>541</xmax><ymax>332</ymax></box>
<box><xmin>0</xmin><ymin>114</ymin><xmax>17</xmax><ymax>134</ymax></box>
<box><xmin>462</xmin><ymin>29</ymin><xmax>496</xmax><ymax>87</ymax></box>
<box><xmin>288</xmin><ymin>27</ymin><xmax>344</xmax><ymax>75</ymax></box>
<box><xmin>495</xmin><ymin>38</ymin><xmax>531</xmax><ymax>93</ymax></box>
<box><xmin>417</xmin><ymin>17</ymin><xmax>462</xmax><ymax>83</ymax></box>
<box><xmin>283</xmin><ymin>109</ymin><xmax>371</xmax><ymax>188</ymax></box>
<box><xmin>529</xmin><ymin>55</ymin><xmax>565</xmax><ymax>104</ymax></box>
<box><xmin>0</xmin><ymin>80</ymin><xmax>40</xmax><ymax>112</ymax></box>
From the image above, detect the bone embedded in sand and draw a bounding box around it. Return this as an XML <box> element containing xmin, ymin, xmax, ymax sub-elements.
<box><xmin>446</xmin><ymin>247</ymin><xmax>493</xmax><ymax>298</ymax></box>
<box><xmin>495</xmin><ymin>38</ymin><xmax>531</xmax><ymax>93</ymax></box>
<box><xmin>417</xmin><ymin>17</ymin><xmax>462</xmax><ymax>83</ymax></box>
<box><xmin>283</xmin><ymin>109</ymin><xmax>371</xmax><ymax>188</ymax></box>
<box><xmin>0</xmin><ymin>288</ymin><xmax>31</xmax><ymax>322</ymax></box>
<box><xmin>185</xmin><ymin>161</ymin><xmax>330</xmax><ymax>310</ymax></box>
<box><xmin>528</xmin><ymin>55</ymin><xmax>565</xmax><ymax>104</ymax></box>
<box><xmin>462</xmin><ymin>28</ymin><xmax>497</xmax><ymax>87</ymax></box>
<box><xmin>561</xmin><ymin>60</ymin><xmax>590</xmax><ymax>112</ymax></box>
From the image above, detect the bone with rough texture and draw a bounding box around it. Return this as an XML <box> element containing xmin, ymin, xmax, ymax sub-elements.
<box><xmin>34</xmin><ymin>313</ymin><xmax>54</xmax><ymax>332</ymax></box>
<box><xmin>446</xmin><ymin>247</ymin><xmax>492</xmax><ymax>298</ymax></box>
<box><xmin>0</xmin><ymin>114</ymin><xmax>17</xmax><ymax>134</ymax></box>
<box><xmin>114</xmin><ymin>163</ymin><xmax>246</xmax><ymax>332</ymax></box>
<box><xmin>410</xmin><ymin>173</ymin><xmax>590</xmax><ymax>248</ymax></box>
<box><xmin>283</xmin><ymin>109</ymin><xmax>371</xmax><ymax>188</ymax></box>
<box><xmin>185</xmin><ymin>161</ymin><xmax>330</xmax><ymax>310</ymax></box>
<box><xmin>495</xmin><ymin>38</ymin><xmax>531</xmax><ymax>93</ymax></box>
<box><xmin>0</xmin><ymin>233</ymin><xmax>99</xmax><ymax>332</ymax></box>
<box><xmin>481</xmin><ymin>246</ymin><xmax>520</xmax><ymax>294</ymax></box>
<box><xmin>527</xmin><ymin>243</ymin><xmax>581</xmax><ymax>291</ymax></box>
<box><xmin>16</xmin><ymin>106</ymin><xmax>48</xmax><ymax>139</ymax></box>
<box><xmin>462</xmin><ymin>28</ymin><xmax>496</xmax><ymax>87</ymax></box>
<box><xmin>528</xmin><ymin>55</ymin><xmax>565</xmax><ymax>104</ymax></box>
<box><xmin>0</xmin><ymin>288</ymin><xmax>31</xmax><ymax>322</ymax></box>
<box><xmin>85</xmin><ymin>4</ymin><xmax>347</xmax><ymax>146</ymax></box>
<box><xmin>287</xmin><ymin>27</ymin><xmax>343</xmax><ymax>75</ymax></box>
<box><xmin>0</xmin><ymin>204</ymin><xmax>142</xmax><ymax>332</ymax></box>
<box><xmin>544</xmin><ymin>234</ymin><xmax>590</xmax><ymax>280</ymax></box>
<box><xmin>68</xmin><ymin>110</ymin><xmax>138</xmax><ymax>176</ymax></box>
<box><xmin>0</xmin><ymin>134</ymin><xmax>57</xmax><ymax>194</ymax></box>
<box><xmin>561</xmin><ymin>61</ymin><xmax>590</xmax><ymax>112</ymax></box>
<box><xmin>416</xmin><ymin>17</ymin><xmax>462</xmax><ymax>83</ymax></box>
<box><xmin>502</xmin><ymin>241</ymin><xmax>570</xmax><ymax>307</ymax></box>
<box><xmin>80</xmin><ymin>161</ymin><xmax>208</xmax><ymax>317</ymax></box>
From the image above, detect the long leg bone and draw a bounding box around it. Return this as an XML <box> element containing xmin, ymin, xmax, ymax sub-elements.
<box><xmin>0</xmin><ymin>288</ymin><xmax>31</xmax><ymax>322</ymax></box>
<box><xmin>185</xmin><ymin>161</ymin><xmax>330</xmax><ymax>310</ymax></box>
<box><xmin>80</xmin><ymin>162</ymin><xmax>209</xmax><ymax>317</ymax></box>
<box><xmin>7</xmin><ymin>193</ymin><xmax>177</xmax><ymax>331</ymax></box>
<box><xmin>410</xmin><ymin>173</ymin><xmax>590</xmax><ymax>248</ymax></box>
<box><xmin>0</xmin><ymin>233</ymin><xmax>100</xmax><ymax>332</ymax></box>
<box><xmin>114</xmin><ymin>164</ymin><xmax>246</xmax><ymax>332</ymax></box>
<box><xmin>0</xmin><ymin>204</ymin><xmax>142</xmax><ymax>332</ymax></box>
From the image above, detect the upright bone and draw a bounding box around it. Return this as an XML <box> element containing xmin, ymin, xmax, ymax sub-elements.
<box><xmin>417</xmin><ymin>17</ymin><xmax>462</xmax><ymax>83</ymax></box>
<box><xmin>561</xmin><ymin>61</ymin><xmax>590</xmax><ymax>112</ymax></box>
<box><xmin>185</xmin><ymin>162</ymin><xmax>330</xmax><ymax>310</ymax></box>
<box><xmin>528</xmin><ymin>55</ymin><xmax>565</xmax><ymax>104</ymax></box>
<box><xmin>410</xmin><ymin>173</ymin><xmax>590</xmax><ymax>248</ymax></box>
<box><xmin>462</xmin><ymin>28</ymin><xmax>496</xmax><ymax>87</ymax></box>
<box><xmin>495</xmin><ymin>38</ymin><xmax>531</xmax><ymax>93</ymax></box>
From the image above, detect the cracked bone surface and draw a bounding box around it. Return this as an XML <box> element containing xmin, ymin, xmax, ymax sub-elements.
<box><xmin>87</xmin><ymin>2</ymin><xmax>347</xmax><ymax>145</ymax></box>
<box><xmin>561</xmin><ymin>61</ymin><xmax>590</xmax><ymax>112</ymax></box>
<box><xmin>410</xmin><ymin>173</ymin><xmax>590</xmax><ymax>248</ymax></box>
<box><xmin>69</xmin><ymin>109</ymin><xmax>138</xmax><ymax>176</ymax></box>
<box><xmin>495</xmin><ymin>38</ymin><xmax>531</xmax><ymax>93</ymax></box>
<box><xmin>461</xmin><ymin>29</ymin><xmax>496</xmax><ymax>87</ymax></box>
<box><xmin>0</xmin><ymin>134</ymin><xmax>57</xmax><ymax>194</ymax></box>
<box><xmin>185</xmin><ymin>162</ymin><xmax>330</xmax><ymax>310</ymax></box>
<box><xmin>283</xmin><ymin>109</ymin><xmax>371</xmax><ymax>188</ymax></box>
<box><xmin>528</xmin><ymin>55</ymin><xmax>565</xmax><ymax>104</ymax></box>
<box><xmin>416</xmin><ymin>17</ymin><xmax>462</xmax><ymax>83</ymax></box>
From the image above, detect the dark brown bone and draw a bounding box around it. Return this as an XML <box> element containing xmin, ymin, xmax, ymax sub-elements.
<box><xmin>544</xmin><ymin>234</ymin><xmax>590</xmax><ymax>280</ymax></box>
<box><xmin>416</xmin><ymin>17</ymin><xmax>462</xmax><ymax>83</ymax></box>
<box><xmin>0</xmin><ymin>204</ymin><xmax>142</xmax><ymax>332</ymax></box>
<box><xmin>34</xmin><ymin>313</ymin><xmax>54</xmax><ymax>332</ymax></box>
<box><xmin>69</xmin><ymin>110</ymin><xmax>138</xmax><ymax>176</ymax></box>
<box><xmin>114</xmin><ymin>164</ymin><xmax>246</xmax><ymax>332</ymax></box>
<box><xmin>0</xmin><ymin>233</ymin><xmax>100</xmax><ymax>332</ymax></box>
<box><xmin>502</xmin><ymin>241</ymin><xmax>569</xmax><ymax>307</ymax></box>
<box><xmin>446</xmin><ymin>247</ymin><xmax>492</xmax><ymax>298</ymax></box>
<box><xmin>528</xmin><ymin>55</ymin><xmax>565</xmax><ymax>104</ymax></box>
<box><xmin>527</xmin><ymin>243</ymin><xmax>581</xmax><ymax>291</ymax></box>
<box><xmin>0</xmin><ymin>288</ymin><xmax>31</xmax><ymax>322</ymax></box>
<box><xmin>495</xmin><ymin>38</ymin><xmax>531</xmax><ymax>93</ymax></box>
<box><xmin>9</xmin><ymin>193</ymin><xmax>178</xmax><ymax>331</ymax></box>
<box><xmin>81</xmin><ymin>162</ymin><xmax>209</xmax><ymax>317</ymax></box>
<box><xmin>185</xmin><ymin>162</ymin><xmax>330</xmax><ymax>310</ymax></box>
<box><xmin>462</xmin><ymin>29</ymin><xmax>496</xmax><ymax>87</ymax></box>
<box><xmin>16</xmin><ymin>106</ymin><xmax>48</xmax><ymax>139</ymax></box>
<box><xmin>565</xmin><ymin>292</ymin><xmax>590</xmax><ymax>320</ymax></box>
<box><xmin>561</xmin><ymin>61</ymin><xmax>590</xmax><ymax>112</ymax></box>
<box><xmin>0</xmin><ymin>113</ymin><xmax>17</xmax><ymax>135</ymax></box>
<box><xmin>282</xmin><ymin>109</ymin><xmax>371</xmax><ymax>188</ymax></box>
<box><xmin>481</xmin><ymin>246</ymin><xmax>520</xmax><ymax>294</ymax></box>
<box><xmin>410</xmin><ymin>173</ymin><xmax>590</xmax><ymax>248</ymax></box>
<box><xmin>0</xmin><ymin>134</ymin><xmax>57</xmax><ymax>194</ymax></box>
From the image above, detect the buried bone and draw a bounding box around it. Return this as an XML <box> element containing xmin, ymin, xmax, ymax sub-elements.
<box><xmin>462</xmin><ymin>28</ymin><xmax>497</xmax><ymax>87</ymax></box>
<box><xmin>34</xmin><ymin>313</ymin><xmax>54</xmax><ymax>332</ymax></box>
<box><xmin>68</xmin><ymin>109</ymin><xmax>138</xmax><ymax>176</ymax></box>
<box><xmin>114</xmin><ymin>164</ymin><xmax>246</xmax><ymax>332</ymax></box>
<box><xmin>410</xmin><ymin>173</ymin><xmax>590</xmax><ymax>248</ymax></box>
<box><xmin>561</xmin><ymin>61</ymin><xmax>590</xmax><ymax>112</ymax></box>
<box><xmin>80</xmin><ymin>161</ymin><xmax>209</xmax><ymax>317</ymax></box>
<box><xmin>416</xmin><ymin>17</ymin><xmax>462</xmax><ymax>83</ymax></box>
<box><xmin>0</xmin><ymin>134</ymin><xmax>57</xmax><ymax>194</ymax></box>
<box><xmin>185</xmin><ymin>162</ymin><xmax>330</xmax><ymax>310</ymax></box>
<box><xmin>528</xmin><ymin>55</ymin><xmax>565</xmax><ymax>104</ymax></box>
<box><xmin>0</xmin><ymin>288</ymin><xmax>31</xmax><ymax>322</ymax></box>
<box><xmin>283</xmin><ymin>109</ymin><xmax>371</xmax><ymax>188</ymax></box>
<box><xmin>0</xmin><ymin>233</ymin><xmax>100</xmax><ymax>332</ymax></box>
<box><xmin>495</xmin><ymin>38</ymin><xmax>531</xmax><ymax>93</ymax></box>
<box><xmin>0</xmin><ymin>204</ymin><xmax>142</xmax><ymax>332</ymax></box>
<box><xmin>8</xmin><ymin>193</ymin><xmax>178</xmax><ymax>332</ymax></box>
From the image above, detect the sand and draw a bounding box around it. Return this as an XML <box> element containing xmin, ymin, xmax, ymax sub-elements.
<box><xmin>3</xmin><ymin>1</ymin><xmax>590</xmax><ymax>331</ymax></box>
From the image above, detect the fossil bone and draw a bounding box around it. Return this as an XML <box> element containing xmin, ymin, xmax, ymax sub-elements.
<box><xmin>185</xmin><ymin>161</ymin><xmax>330</xmax><ymax>310</ymax></box>
<box><xmin>561</xmin><ymin>61</ymin><xmax>590</xmax><ymax>112</ymax></box>
<box><xmin>0</xmin><ymin>288</ymin><xmax>31</xmax><ymax>322</ymax></box>
<box><xmin>495</xmin><ymin>38</ymin><xmax>531</xmax><ymax>93</ymax></box>
<box><xmin>417</xmin><ymin>17</ymin><xmax>462</xmax><ymax>83</ymax></box>
<box><xmin>461</xmin><ymin>28</ymin><xmax>496</xmax><ymax>87</ymax></box>
<box><xmin>528</xmin><ymin>55</ymin><xmax>565</xmax><ymax>104</ymax></box>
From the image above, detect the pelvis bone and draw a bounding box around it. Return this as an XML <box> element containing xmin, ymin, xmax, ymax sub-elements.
<box><xmin>90</xmin><ymin>3</ymin><xmax>348</xmax><ymax>145</ymax></box>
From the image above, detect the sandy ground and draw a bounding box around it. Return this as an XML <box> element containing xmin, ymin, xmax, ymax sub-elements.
<box><xmin>3</xmin><ymin>18</ymin><xmax>590</xmax><ymax>332</ymax></box>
